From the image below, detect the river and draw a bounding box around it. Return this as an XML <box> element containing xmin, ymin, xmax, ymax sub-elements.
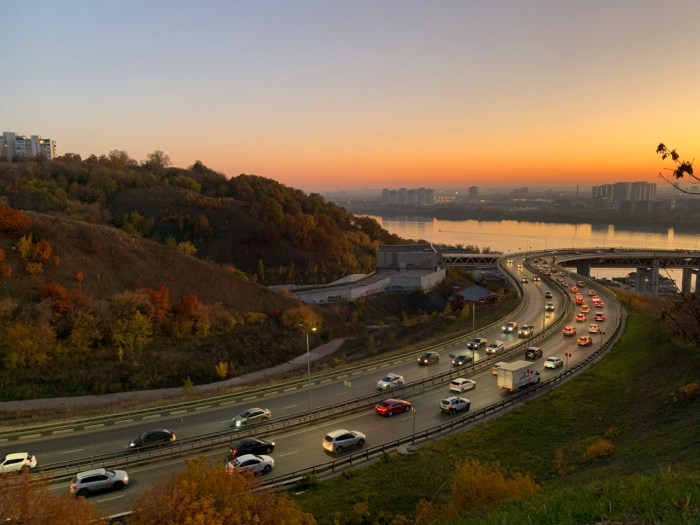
<box><xmin>367</xmin><ymin>215</ymin><xmax>700</xmax><ymax>286</ymax></box>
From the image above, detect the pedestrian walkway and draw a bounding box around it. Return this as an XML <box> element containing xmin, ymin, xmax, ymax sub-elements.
<box><xmin>0</xmin><ymin>339</ymin><xmax>346</xmax><ymax>411</ymax></box>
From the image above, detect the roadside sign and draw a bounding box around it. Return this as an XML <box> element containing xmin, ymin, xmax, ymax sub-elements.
<box><xmin>412</xmin><ymin>408</ymin><xmax>416</xmax><ymax>415</ymax></box>
<box><xmin>343</xmin><ymin>380</ymin><xmax>351</xmax><ymax>387</ymax></box>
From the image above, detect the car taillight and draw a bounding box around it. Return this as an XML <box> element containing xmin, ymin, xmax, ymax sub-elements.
<box><xmin>71</xmin><ymin>484</ymin><xmax>75</xmax><ymax>490</ymax></box>
<box><xmin>232</xmin><ymin>449</ymin><xmax>237</xmax><ymax>454</ymax></box>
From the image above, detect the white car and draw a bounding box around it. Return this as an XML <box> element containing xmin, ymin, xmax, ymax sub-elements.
<box><xmin>544</xmin><ymin>357</ymin><xmax>564</xmax><ymax>369</ymax></box>
<box><xmin>486</xmin><ymin>341</ymin><xmax>505</xmax><ymax>355</ymax></box>
<box><xmin>227</xmin><ymin>454</ymin><xmax>274</xmax><ymax>474</ymax></box>
<box><xmin>521</xmin><ymin>277</ymin><xmax>529</xmax><ymax>283</ymax></box>
<box><xmin>0</xmin><ymin>453</ymin><xmax>36</xmax><ymax>473</ymax></box>
<box><xmin>533</xmin><ymin>275</ymin><xmax>541</xmax><ymax>282</ymax></box>
<box><xmin>546</xmin><ymin>302</ymin><xmax>554</xmax><ymax>311</ymax></box>
<box><xmin>440</xmin><ymin>396</ymin><xmax>471</xmax><ymax>414</ymax></box>
<box><xmin>377</xmin><ymin>373</ymin><xmax>404</xmax><ymax>390</ymax></box>
<box><xmin>589</xmin><ymin>324</ymin><xmax>600</xmax><ymax>334</ymax></box>
<box><xmin>507</xmin><ymin>259</ymin><xmax>513</xmax><ymax>263</ymax></box>
<box><xmin>449</xmin><ymin>378</ymin><xmax>476</xmax><ymax>392</ymax></box>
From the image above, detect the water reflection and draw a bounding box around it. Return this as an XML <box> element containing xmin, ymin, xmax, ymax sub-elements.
<box><xmin>369</xmin><ymin>216</ymin><xmax>700</xmax><ymax>287</ymax></box>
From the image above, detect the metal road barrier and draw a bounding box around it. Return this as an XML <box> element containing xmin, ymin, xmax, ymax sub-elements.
<box><xmin>33</xmin><ymin>252</ymin><xmax>571</xmax><ymax>482</ymax></box>
<box><xmin>258</xmin><ymin>287</ymin><xmax>623</xmax><ymax>489</ymax></box>
<box><xmin>1</xmin><ymin>282</ymin><xmax>529</xmax><ymax>441</ymax></box>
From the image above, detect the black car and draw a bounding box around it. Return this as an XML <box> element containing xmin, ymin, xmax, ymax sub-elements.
<box><xmin>129</xmin><ymin>429</ymin><xmax>176</xmax><ymax>449</ymax></box>
<box><xmin>525</xmin><ymin>347</ymin><xmax>543</xmax><ymax>360</ymax></box>
<box><xmin>230</xmin><ymin>437</ymin><xmax>275</xmax><ymax>458</ymax></box>
<box><xmin>451</xmin><ymin>355</ymin><xmax>474</xmax><ymax>367</ymax></box>
<box><xmin>418</xmin><ymin>351</ymin><xmax>440</xmax><ymax>365</ymax></box>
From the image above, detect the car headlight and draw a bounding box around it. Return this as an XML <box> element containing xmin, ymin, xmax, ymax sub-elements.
<box><xmin>129</xmin><ymin>442</ymin><xmax>135</xmax><ymax>447</ymax></box>
<box><xmin>235</xmin><ymin>421</ymin><xmax>242</xmax><ymax>426</ymax></box>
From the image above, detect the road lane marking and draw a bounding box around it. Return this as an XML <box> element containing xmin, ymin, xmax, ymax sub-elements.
<box><xmin>96</xmin><ymin>495</ymin><xmax>124</xmax><ymax>503</ymax></box>
<box><xmin>282</xmin><ymin>405</ymin><xmax>299</xmax><ymax>409</ymax></box>
<box><xmin>279</xmin><ymin>451</ymin><xmax>298</xmax><ymax>457</ymax></box>
<box><xmin>61</xmin><ymin>449</ymin><xmax>85</xmax><ymax>454</ymax></box>
<box><xmin>335</xmin><ymin>392</ymin><xmax>348</xmax><ymax>396</ymax></box>
<box><xmin>400</xmin><ymin>416</ymin><xmax>413</xmax><ymax>421</ymax></box>
<box><xmin>483</xmin><ymin>387</ymin><xmax>492</xmax><ymax>391</ymax></box>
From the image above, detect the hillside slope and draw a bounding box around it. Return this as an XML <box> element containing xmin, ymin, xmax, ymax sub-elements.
<box><xmin>107</xmin><ymin>186</ymin><xmax>318</xmax><ymax>276</ymax></box>
<box><xmin>5</xmin><ymin>211</ymin><xmax>300</xmax><ymax>314</ymax></box>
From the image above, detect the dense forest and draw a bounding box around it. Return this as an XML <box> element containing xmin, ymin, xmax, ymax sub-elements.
<box><xmin>0</xmin><ymin>151</ymin><xmax>412</xmax><ymax>400</ymax></box>
<box><xmin>0</xmin><ymin>151</ymin><xmax>410</xmax><ymax>285</ymax></box>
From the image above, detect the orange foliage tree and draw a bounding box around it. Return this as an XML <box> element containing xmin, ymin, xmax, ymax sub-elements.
<box><xmin>41</xmin><ymin>283</ymin><xmax>75</xmax><ymax>313</ymax></box>
<box><xmin>129</xmin><ymin>457</ymin><xmax>316</xmax><ymax>525</ymax></box>
<box><xmin>171</xmin><ymin>294</ymin><xmax>210</xmax><ymax>338</ymax></box>
<box><xmin>0</xmin><ymin>206</ymin><xmax>31</xmax><ymax>237</ymax></box>
<box><xmin>0</xmin><ymin>471</ymin><xmax>101</xmax><ymax>525</ymax></box>
<box><xmin>139</xmin><ymin>285</ymin><xmax>172</xmax><ymax>332</ymax></box>
<box><xmin>24</xmin><ymin>262</ymin><xmax>44</xmax><ymax>275</ymax></box>
<box><xmin>34</xmin><ymin>239</ymin><xmax>52</xmax><ymax>262</ymax></box>
<box><xmin>75</xmin><ymin>270</ymin><xmax>84</xmax><ymax>289</ymax></box>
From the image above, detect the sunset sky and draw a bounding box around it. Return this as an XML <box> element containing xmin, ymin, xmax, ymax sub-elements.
<box><xmin>3</xmin><ymin>1</ymin><xmax>700</xmax><ymax>191</ymax></box>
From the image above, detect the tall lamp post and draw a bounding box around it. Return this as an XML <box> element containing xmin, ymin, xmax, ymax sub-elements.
<box><xmin>299</xmin><ymin>323</ymin><xmax>317</xmax><ymax>417</ymax></box>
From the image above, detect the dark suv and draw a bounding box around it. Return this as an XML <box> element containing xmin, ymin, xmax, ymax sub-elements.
<box><xmin>525</xmin><ymin>347</ymin><xmax>543</xmax><ymax>359</ymax></box>
<box><xmin>230</xmin><ymin>437</ymin><xmax>275</xmax><ymax>458</ymax></box>
<box><xmin>129</xmin><ymin>429</ymin><xmax>176</xmax><ymax>449</ymax></box>
<box><xmin>451</xmin><ymin>354</ymin><xmax>474</xmax><ymax>367</ymax></box>
<box><xmin>418</xmin><ymin>351</ymin><xmax>440</xmax><ymax>365</ymax></box>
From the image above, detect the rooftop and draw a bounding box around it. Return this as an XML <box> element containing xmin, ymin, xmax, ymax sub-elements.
<box><xmin>377</xmin><ymin>244</ymin><xmax>435</xmax><ymax>253</ymax></box>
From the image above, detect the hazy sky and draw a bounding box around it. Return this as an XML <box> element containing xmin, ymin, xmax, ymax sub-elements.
<box><xmin>3</xmin><ymin>1</ymin><xmax>699</xmax><ymax>191</ymax></box>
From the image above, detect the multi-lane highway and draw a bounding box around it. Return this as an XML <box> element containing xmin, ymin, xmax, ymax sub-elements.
<box><xmin>0</xmin><ymin>252</ymin><xmax>621</xmax><ymax>514</ymax></box>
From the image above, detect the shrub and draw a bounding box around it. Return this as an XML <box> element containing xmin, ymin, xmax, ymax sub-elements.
<box><xmin>25</xmin><ymin>262</ymin><xmax>44</xmax><ymax>275</ymax></box>
<box><xmin>34</xmin><ymin>239</ymin><xmax>52</xmax><ymax>262</ymax></box>
<box><xmin>51</xmin><ymin>255</ymin><xmax>59</xmax><ymax>266</ymax></box>
<box><xmin>176</xmin><ymin>241</ymin><xmax>197</xmax><ymax>256</ymax></box>
<box><xmin>215</xmin><ymin>361</ymin><xmax>229</xmax><ymax>379</ymax></box>
<box><xmin>0</xmin><ymin>265</ymin><xmax>11</xmax><ymax>278</ymax></box>
<box><xmin>295</xmin><ymin>472</ymin><xmax>318</xmax><ymax>491</ymax></box>
<box><xmin>41</xmin><ymin>283</ymin><xmax>75</xmax><ymax>313</ymax></box>
<box><xmin>0</xmin><ymin>248</ymin><xmax>5</xmax><ymax>263</ymax></box>
<box><xmin>75</xmin><ymin>270</ymin><xmax>84</xmax><ymax>289</ymax></box>
<box><xmin>584</xmin><ymin>439</ymin><xmax>614</xmax><ymax>460</ymax></box>
<box><xmin>18</xmin><ymin>235</ymin><xmax>33</xmax><ymax>259</ymax></box>
<box><xmin>604</xmin><ymin>426</ymin><xmax>620</xmax><ymax>439</ymax></box>
<box><xmin>0</xmin><ymin>206</ymin><xmax>31</xmax><ymax>237</ymax></box>
<box><xmin>243</xmin><ymin>312</ymin><xmax>267</xmax><ymax>325</ymax></box>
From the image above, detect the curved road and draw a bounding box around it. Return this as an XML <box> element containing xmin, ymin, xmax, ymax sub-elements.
<box><xmin>0</xmin><ymin>253</ymin><xmax>620</xmax><ymax>514</ymax></box>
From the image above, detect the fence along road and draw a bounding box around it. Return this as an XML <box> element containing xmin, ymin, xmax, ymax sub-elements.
<box><xmin>45</xmin><ymin>252</ymin><xmax>616</xmax><ymax>516</ymax></box>
<box><xmin>50</xmin><ymin>249</ymin><xmax>621</xmax><ymax>517</ymax></box>
<box><xmin>0</xmin><ymin>276</ymin><xmax>527</xmax><ymax>441</ymax></box>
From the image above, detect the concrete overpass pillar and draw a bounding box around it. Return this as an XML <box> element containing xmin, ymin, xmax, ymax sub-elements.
<box><xmin>576</xmin><ymin>261</ymin><xmax>591</xmax><ymax>278</ymax></box>
<box><xmin>682</xmin><ymin>268</ymin><xmax>693</xmax><ymax>297</ymax></box>
<box><xmin>694</xmin><ymin>269</ymin><xmax>700</xmax><ymax>298</ymax></box>
<box><xmin>635</xmin><ymin>268</ymin><xmax>651</xmax><ymax>293</ymax></box>
<box><xmin>650</xmin><ymin>259</ymin><xmax>660</xmax><ymax>297</ymax></box>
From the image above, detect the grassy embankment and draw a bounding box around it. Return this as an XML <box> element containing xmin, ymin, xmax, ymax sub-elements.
<box><xmin>296</xmin><ymin>313</ymin><xmax>700</xmax><ymax>524</ymax></box>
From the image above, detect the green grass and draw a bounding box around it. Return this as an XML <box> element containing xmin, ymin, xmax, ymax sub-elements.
<box><xmin>295</xmin><ymin>314</ymin><xmax>700</xmax><ymax>524</ymax></box>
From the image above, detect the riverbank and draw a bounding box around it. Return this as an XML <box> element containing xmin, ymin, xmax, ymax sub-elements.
<box><xmin>344</xmin><ymin>203</ymin><xmax>700</xmax><ymax>232</ymax></box>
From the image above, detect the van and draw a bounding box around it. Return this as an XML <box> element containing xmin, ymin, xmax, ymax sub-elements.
<box><xmin>492</xmin><ymin>361</ymin><xmax>509</xmax><ymax>375</ymax></box>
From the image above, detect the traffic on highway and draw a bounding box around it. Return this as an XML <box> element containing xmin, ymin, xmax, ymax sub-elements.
<box><xmin>0</xmin><ymin>251</ymin><xmax>621</xmax><ymax>515</ymax></box>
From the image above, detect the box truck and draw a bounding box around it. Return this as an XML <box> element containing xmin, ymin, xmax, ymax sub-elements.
<box><xmin>497</xmin><ymin>360</ymin><xmax>541</xmax><ymax>391</ymax></box>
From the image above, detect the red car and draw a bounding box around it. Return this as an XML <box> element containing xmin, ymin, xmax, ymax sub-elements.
<box><xmin>594</xmin><ymin>312</ymin><xmax>605</xmax><ymax>322</ymax></box>
<box><xmin>570</xmin><ymin>286</ymin><xmax>579</xmax><ymax>293</ymax></box>
<box><xmin>576</xmin><ymin>298</ymin><xmax>585</xmax><ymax>305</ymax></box>
<box><xmin>552</xmin><ymin>268</ymin><xmax>558</xmax><ymax>273</ymax></box>
<box><xmin>375</xmin><ymin>399</ymin><xmax>412</xmax><ymax>417</ymax></box>
<box><xmin>545</xmin><ymin>271</ymin><xmax>552</xmax><ymax>276</ymax></box>
<box><xmin>580</xmin><ymin>305</ymin><xmax>590</xmax><ymax>313</ymax></box>
<box><xmin>577</xmin><ymin>336</ymin><xmax>592</xmax><ymax>346</ymax></box>
<box><xmin>563</xmin><ymin>326</ymin><xmax>577</xmax><ymax>337</ymax></box>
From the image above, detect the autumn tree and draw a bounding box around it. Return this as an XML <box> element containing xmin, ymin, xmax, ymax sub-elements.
<box><xmin>0</xmin><ymin>206</ymin><xmax>31</xmax><ymax>237</ymax></box>
<box><xmin>281</xmin><ymin>305</ymin><xmax>322</xmax><ymax>333</ymax></box>
<box><xmin>41</xmin><ymin>283</ymin><xmax>75</xmax><ymax>313</ymax></box>
<box><xmin>0</xmin><ymin>322</ymin><xmax>57</xmax><ymax>368</ymax></box>
<box><xmin>34</xmin><ymin>239</ymin><xmax>52</xmax><ymax>262</ymax></box>
<box><xmin>138</xmin><ymin>284</ymin><xmax>171</xmax><ymax>332</ymax></box>
<box><xmin>177</xmin><ymin>240</ymin><xmax>197</xmax><ymax>256</ymax></box>
<box><xmin>128</xmin><ymin>457</ymin><xmax>316</xmax><ymax>525</ymax></box>
<box><xmin>112</xmin><ymin>310</ymin><xmax>153</xmax><ymax>364</ymax></box>
<box><xmin>171</xmin><ymin>294</ymin><xmax>210</xmax><ymax>338</ymax></box>
<box><xmin>0</xmin><ymin>471</ymin><xmax>101</xmax><ymax>525</ymax></box>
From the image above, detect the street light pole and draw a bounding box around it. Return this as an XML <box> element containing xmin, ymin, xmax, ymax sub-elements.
<box><xmin>299</xmin><ymin>323</ymin><xmax>317</xmax><ymax>417</ymax></box>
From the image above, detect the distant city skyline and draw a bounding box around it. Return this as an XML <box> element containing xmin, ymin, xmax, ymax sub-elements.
<box><xmin>3</xmin><ymin>1</ymin><xmax>700</xmax><ymax>190</ymax></box>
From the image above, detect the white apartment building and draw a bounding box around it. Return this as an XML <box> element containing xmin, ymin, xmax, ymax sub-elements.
<box><xmin>0</xmin><ymin>132</ymin><xmax>57</xmax><ymax>161</ymax></box>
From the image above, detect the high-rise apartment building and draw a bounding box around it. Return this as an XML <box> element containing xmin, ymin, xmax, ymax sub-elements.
<box><xmin>0</xmin><ymin>132</ymin><xmax>57</xmax><ymax>161</ymax></box>
<box><xmin>468</xmin><ymin>186</ymin><xmax>478</xmax><ymax>199</ymax></box>
<box><xmin>630</xmin><ymin>181</ymin><xmax>656</xmax><ymax>201</ymax></box>
<box><xmin>592</xmin><ymin>184</ymin><xmax>613</xmax><ymax>203</ymax></box>
<box><xmin>612</xmin><ymin>182</ymin><xmax>630</xmax><ymax>202</ymax></box>
<box><xmin>398</xmin><ymin>188</ymin><xmax>407</xmax><ymax>205</ymax></box>
<box><xmin>406</xmin><ymin>189</ymin><xmax>417</xmax><ymax>205</ymax></box>
<box><xmin>381</xmin><ymin>188</ymin><xmax>390</xmax><ymax>205</ymax></box>
<box><xmin>389</xmin><ymin>190</ymin><xmax>399</xmax><ymax>204</ymax></box>
<box><xmin>425</xmin><ymin>188</ymin><xmax>434</xmax><ymax>204</ymax></box>
<box><xmin>417</xmin><ymin>187</ymin><xmax>426</xmax><ymax>205</ymax></box>
<box><xmin>512</xmin><ymin>187</ymin><xmax>528</xmax><ymax>198</ymax></box>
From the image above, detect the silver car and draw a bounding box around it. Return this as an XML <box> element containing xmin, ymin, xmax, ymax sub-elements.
<box><xmin>377</xmin><ymin>373</ymin><xmax>404</xmax><ymax>390</ymax></box>
<box><xmin>70</xmin><ymin>468</ymin><xmax>129</xmax><ymax>497</ymax></box>
<box><xmin>233</xmin><ymin>408</ymin><xmax>271</xmax><ymax>428</ymax></box>
<box><xmin>322</xmin><ymin>429</ymin><xmax>366</xmax><ymax>453</ymax></box>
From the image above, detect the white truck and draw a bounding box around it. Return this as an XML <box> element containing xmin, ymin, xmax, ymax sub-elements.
<box><xmin>497</xmin><ymin>360</ymin><xmax>541</xmax><ymax>391</ymax></box>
